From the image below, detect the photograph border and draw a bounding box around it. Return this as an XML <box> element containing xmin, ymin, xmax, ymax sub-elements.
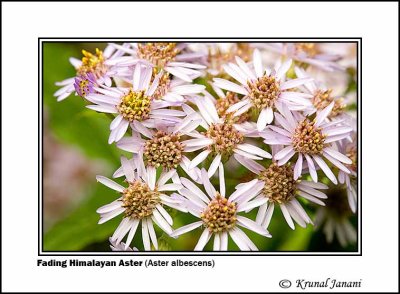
<box><xmin>39</xmin><ymin>37</ymin><xmax>362</xmax><ymax>256</ymax></box>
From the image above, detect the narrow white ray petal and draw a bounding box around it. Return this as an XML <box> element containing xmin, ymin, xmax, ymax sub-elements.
<box><xmin>236</xmin><ymin>216</ymin><xmax>270</xmax><ymax>236</ymax></box>
<box><xmin>121</xmin><ymin>157</ymin><xmax>134</xmax><ymax>182</ymax></box>
<box><xmin>111</xmin><ymin>218</ymin><xmax>130</xmax><ymax>241</ymax></box>
<box><xmin>226</xmin><ymin>98</ymin><xmax>251</xmax><ymax>113</ymax></box>
<box><xmin>304</xmin><ymin>154</ymin><xmax>318</xmax><ymax>182</ymax></box>
<box><xmin>261</xmin><ymin>202</ymin><xmax>274</xmax><ymax>228</ymax></box>
<box><xmin>158</xmin><ymin>183</ymin><xmax>182</xmax><ymax>192</ymax></box>
<box><xmin>324</xmin><ymin>126</ymin><xmax>353</xmax><ymax>137</ymax></box>
<box><xmin>171</xmin><ymin>221</ymin><xmax>203</xmax><ymax>237</ymax></box>
<box><xmin>213</xmin><ymin>78</ymin><xmax>248</xmax><ymax>96</ymax></box>
<box><xmin>237</xmin><ymin>144</ymin><xmax>272</xmax><ymax>159</ymax></box>
<box><xmin>277</xmin><ymin>149</ymin><xmax>296</xmax><ymax>166</ymax></box>
<box><xmin>280</xmin><ymin>203</ymin><xmax>295</xmax><ymax>230</ymax></box>
<box><xmin>229</xmin><ymin>179</ymin><xmax>259</xmax><ymax>201</ymax></box>
<box><xmin>96</xmin><ymin>201</ymin><xmax>122</xmax><ymax>214</ymax></box>
<box><xmin>213</xmin><ymin>234</ymin><xmax>221</xmax><ymax>251</ymax></box>
<box><xmin>194</xmin><ymin>229</ymin><xmax>211</xmax><ymax>251</ymax></box>
<box><xmin>229</xmin><ymin>229</ymin><xmax>250</xmax><ymax>251</ymax></box>
<box><xmin>220</xmin><ymin>232</ymin><xmax>228</xmax><ymax>251</ymax></box>
<box><xmin>146</xmin><ymin>218</ymin><xmax>158</xmax><ymax>250</ymax></box>
<box><xmin>96</xmin><ymin>176</ymin><xmax>125</xmax><ymax>192</ymax></box>
<box><xmin>236</xmin><ymin>181</ymin><xmax>264</xmax><ymax>204</ymax></box>
<box><xmin>233</xmin><ymin>149</ymin><xmax>263</xmax><ymax>160</ymax></box>
<box><xmin>121</xmin><ymin>220</ymin><xmax>139</xmax><ymax>250</ymax></box>
<box><xmin>183</xmin><ymin>138</ymin><xmax>213</xmax><ymax>148</ymax></box>
<box><xmin>133</xmin><ymin>121</ymin><xmax>154</xmax><ymax>139</ymax></box>
<box><xmin>290</xmin><ymin>198</ymin><xmax>312</xmax><ymax>224</ymax></box>
<box><xmin>234</xmin><ymin>154</ymin><xmax>265</xmax><ymax>174</ymax></box>
<box><xmin>189</xmin><ymin>150</ymin><xmax>211</xmax><ymax>170</ymax></box>
<box><xmin>299</xmin><ymin>180</ymin><xmax>329</xmax><ymax>190</ymax></box>
<box><xmin>86</xmin><ymin>105</ymin><xmax>118</xmax><ymax>113</ymax></box>
<box><xmin>116</xmin><ymin>219</ymin><xmax>135</xmax><ymax>244</ymax></box>
<box><xmin>179</xmin><ymin>188</ymin><xmax>207</xmax><ymax>208</ymax></box>
<box><xmin>133</xmin><ymin>64</ymin><xmax>142</xmax><ymax>91</ymax></box>
<box><xmin>294</xmin><ymin>154</ymin><xmax>303</xmax><ymax>180</ymax></box>
<box><xmin>156</xmin><ymin>204</ymin><xmax>173</xmax><ymax>225</ymax></box>
<box><xmin>113</xmin><ymin>120</ymin><xmax>129</xmax><ymax>142</ymax></box>
<box><xmin>315</xmin><ymin>101</ymin><xmax>334</xmax><ymax>127</ymax></box>
<box><xmin>180</xmin><ymin>178</ymin><xmax>210</xmax><ymax>202</ymax></box>
<box><xmin>297</xmin><ymin>191</ymin><xmax>326</xmax><ymax>206</ymax></box>
<box><xmin>152</xmin><ymin>210</ymin><xmax>173</xmax><ymax>235</ymax></box>
<box><xmin>165</xmin><ymin>67</ymin><xmax>192</xmax><ymax>82</ymax></box>
<box><xmin>147</xmin><ymin>166</ymin><xmax>156</xmax><ymax>190</ymax></box>
<box><xmin>256</xmin><ymin>203</ymin><xmax>268</xmax><ymax>224</ymax></box>
<box><xmin>219</xmin><ymin>163</ymin><xmax>225</xmax><ymax>198</ymax></box>
<box><xmin>237</xmin><ymin>197</ymin><xmax>268</xmax><ymax>212</ymax></box>
<box><xmin>98</xmin><ymin>207</ymin><xmax>125</xmax><ymax>224</ymax></box>
<box><xmin>235</xmin><ymin>56</ymin><xmax>256</xmax><ymax>80</ymax></box>
<box><xmin>286</xmin><ymin>204</ymin><xmax>306</xmax><ymax>228</ymax></box>
<box><xmin>280</xmin><ymin>78</ymin><xmax>313</xmax><ymax>90</ymax></box>
<box><xmin>323</xmin><ymin>152</ymin><xmax>351</xmax><ymax>174</ymax></box>
<box><xmin>201</xmin><ymin>169</ymin><xmax>217</xmax><ymax>198</ymax></box>
<box><xmin>297</xmin><ymin>184</ymin><xmax>327</xmax><ymax>199</ymax></box>
<box><xmin>274</xmin><ymin>146</ymin><xmax>294</xmax><ymax>161</ymax></box>
<box><xmin>208</xmin><ymin>154</ymin><xmax>221</xmax><ymax>178</ymax></box>
<box><xmin>222</xmin><ymin>64</ymin><xmax>247</xmax><ymax>85</ymax></box>
<box><xmin>142</xmin><ymin>220</ymin><xmax>151</xmax><ymax>251</ymax></box>
<box><xmin>157</xmin><ymin>169</ymin><xmax>176</xmax><ymax>187</ymax></box>
<box><xmin>323</xmin><ymin>147</ymin><xmax>352</xmax><ymax>164</ymax></box>
<box><xmin>110</xmin><ymin>115</ymin><xmax>124</xmax><ymax>131</ymax></box>
<box><xmin>253</xmin><ymin>49</ymin><xmax>264</xmax><ymax>78</ymax></box>
<box><xmin>257</xmin><ymin>107</ymin><xmax>270</xmax><ymax>131</ymax></box>
<box><xmin>276</xmin><ymin>59</ymin><xmax>292</xmax><ymax>80</ymax></box>
<box><xmin>313</xmin><ymin>155</ymin><xmax>338</xmax><ymax>184</ymax></box>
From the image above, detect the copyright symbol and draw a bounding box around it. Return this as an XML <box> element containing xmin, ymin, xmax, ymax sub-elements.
<box><xmin>279</xmin><ymin>279</ymin><xmax>292</xmax><ymax>288</ymax></box>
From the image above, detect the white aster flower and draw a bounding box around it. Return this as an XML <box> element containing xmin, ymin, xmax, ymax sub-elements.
<box><xmin>182</xmin><ymin>95</ymin><xmax>272</xmax><ymax>178</ymax></box>
<box><xmin>234</xmin><ymin>154</ymin><xmax>328</xmax><ymax>230</ymax></box>
<box><xmin>96</xmin><ymin>156</ymin><xmax>186</xmax><ymax>251</ymax></box>
<box><xmin>314</xmin><ymin>188</ymin><xmax>357</xmax><ymax>247</ymax></box>
<box><xmin>257</xmin><ymin>43</ymin><xmax>344</xmax><ymax>72</ymax></box>
<box><xmin>116</xmin><ymin>114</ymin><xmax>204</xmax><ymax>183</ymax></box>
<box><xmin>213</xmin><ymin>49</ymin><xmax>314</xmax><ymax>131</ymax></box>
<box><xmin>262</xmin><ymin>102</ymin><xmax>353</xmax><ymax>184</ymax></box>
<box><xmin>294</xmin><ymin>67</ymin><xmax>352</xmax><ymax>121</ymax></box>
<box><xmin>54</xmin><ymin>45</ymin><xmax>131</xmax><ymax>101</ymax></box>
<box><xmin>172</xmin><ymin>167</ymin><xmax>271</xmax><ymax>251</ymax></box>
<box><xmin>85</xmin><ymin>63</ymin><xmax>203</xmax><ymax>144</ymax></box>
<box><xmin>109</xmin><ymin>42</ymin><xmax>206</xmax><ymax>82</ymax></box>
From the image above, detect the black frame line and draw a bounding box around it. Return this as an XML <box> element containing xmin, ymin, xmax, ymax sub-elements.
<box><xmin>39</xmin><ymin>37</ymin><xmax>362</xmax><ymax>256</ymax></box>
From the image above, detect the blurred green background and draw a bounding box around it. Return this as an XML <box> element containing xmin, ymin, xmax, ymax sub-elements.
<box><xmin>43</xmin><ymin>42</ymin><xmax>358</xmax><ymax>252</ymax></box>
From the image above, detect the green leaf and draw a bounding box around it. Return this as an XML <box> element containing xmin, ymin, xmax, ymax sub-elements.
<box><xmin>43</xmin><ymin>184</ymin><xmax>121</xmax><ymax>251</ymax></box>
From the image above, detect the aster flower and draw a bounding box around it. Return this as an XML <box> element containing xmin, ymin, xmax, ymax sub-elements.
<box><xmin>85</xmin><ymin>63</ymin><xmax>203</xmax><ymax>144</ymax></box>
<box><xmin>262</xmin><ymin>102</ymin><xmax>353</xmax><ymax>184</ymax></box>
<box><xmin>109</xmin><ymin>42</ymin><xmax>206</xmax><ymax>82</ymax></box>
<box><xmin>294</xmin><ymin>67</ymin><xmax>351</xmax><ymax>120</ymax></box>
<box><xmin>171</xmin><ymin>167</ymin><xmax>271</xmax><ymax>251</ymax></box>
<box><xmin>182</xmin><ymin>95</ymin><xmax>272</xmax><ymax>177</ymax></box>
<box><xmin>314</xmin><ymin>187</ymin><xmax>357</xmax><ymax>247</ymax></box>
<box><xmin>213</xmin><ymin>49</ymin><xmax>314</xmax><ymax>131</ymax></box>
<box><xmin>54</xmin><ymin>45</ymin><xmax>130</xmax><ymax>101</ymax></box>
<box><xmin>96</xmin><ymin>156</ymin><xmax>185</xmax><ymax>250</ymax></box>
<box><xmin>234</xmin><ymin>154</ymin><xmax>328</xmax><ymax>230</ymax></box>
<box><xmin>257</xmin><ymin>43</ymin><xmax>344</xmax><ymax>72</ymax></box>
<box><xmin>116</xmin><ymin>114</ymin><xmax>204</xmax><ymax>183</ymax></box>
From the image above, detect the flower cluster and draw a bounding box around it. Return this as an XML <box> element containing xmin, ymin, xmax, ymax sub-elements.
<box><xmin>55</xmin><ymin>42</ymin><xmax>358</xmax><ymax>251</ymax></box>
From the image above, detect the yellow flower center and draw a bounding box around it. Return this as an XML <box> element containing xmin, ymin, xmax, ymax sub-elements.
<box><xmin>117</xmin><ymin>89</ymin><xmax>152</xmax><ymax>122</ymax></box>
<box><xmin>201</xmin><ymin>194</ymin><xmax>237</xmax><ymax>233</ymax></box>
<box><xmin>292</xmin><ymin>119</ymin><xmax>326</xmax><ymax>155</ymax></box>
<box><xmin>121</xmin><ymin>180</ymin><xmax>161</xmax><ymax>219</ymax></box>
